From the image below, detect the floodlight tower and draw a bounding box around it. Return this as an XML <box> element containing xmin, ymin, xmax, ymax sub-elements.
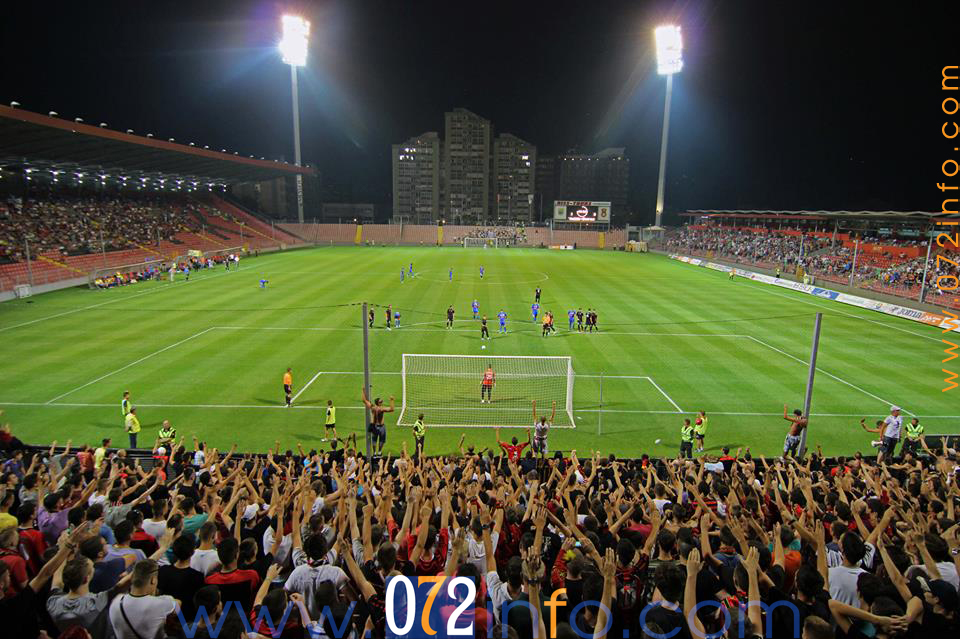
<box><xmin>279</xmin><ymin>15</ymin><xmax>310</xmax><ymax>223</ymax></box>
<box><xmin>652</xmin><ymin>25</ymin><xmax>683</xmax><ymax>229</ymax></box>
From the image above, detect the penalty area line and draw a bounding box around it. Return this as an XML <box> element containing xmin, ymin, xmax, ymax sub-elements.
<box><xmin>290</xmin><ymin>370</ymin><xmax>325</xmax><ymax>404</ymax></box>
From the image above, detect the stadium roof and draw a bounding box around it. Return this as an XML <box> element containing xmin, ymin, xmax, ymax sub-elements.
<box><xmin>681</xmin><ymin>210</ymin><xmax>958</xmax><ymax>222</ymax></box>
<box><xmin>0</xmin><ymin>105</ymin><xmax>315</xmax><ymax>185</ymax></box>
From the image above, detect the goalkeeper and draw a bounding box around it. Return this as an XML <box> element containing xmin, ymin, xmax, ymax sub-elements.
<box><xmin>480</xmin><ymin>364</ymin><xmax>496</xmax><ymax>404</ymax></box>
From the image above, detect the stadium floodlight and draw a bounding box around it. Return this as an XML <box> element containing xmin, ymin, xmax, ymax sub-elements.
<box><xmin>279</xmin><ymin>14</ymin><xmax>310</xmax><ymax>224</ymax></box>
<box><xmin>49</xmin><ymin>111</ymin><xmax>58</xmax><ymax>116</ymax></box>
<box><xmin>654</xmin><ymin>25</ymin><xmax>683</xmax><ymax>75</ymax></box>
<box><xmin>74</xmin><ymin>117</ymin><xmax>83</xmax><ymax>123</ymax></box>
<box><xmin>10</xmin><ymin>101</ymin><xmax>20</xmax><ymax>107</ymax></box>
<box><xmin>126</xmin><ymin>129</ymin><xmax>134</xmax><ymax>134</ymax></box>
<box><xmin>99</xmin><ymin>122</ymin><xmax>108</xmax><ymax>128</ymax></box>
<box><xmin>652</xmin><ymin>24</ymin><xmax>683</xmax><ymax>229</ymax></box>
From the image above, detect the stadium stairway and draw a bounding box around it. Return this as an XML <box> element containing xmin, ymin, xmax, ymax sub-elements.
<box><xmin>207</xmin><ymin>196</ymin><xmax>303</xmax><ymax>245</ymax></box>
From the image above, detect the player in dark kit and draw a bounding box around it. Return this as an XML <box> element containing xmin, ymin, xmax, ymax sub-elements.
<box><xmin>480</xmin><ymin>315</ymin><xmax>490</xmax><ymax>340</ymax></box>
<box><xmin>368</xmin><ymin>308</ymin><xmax>374</xmax><ymax>328</ymax></box>
<box><xmin>535</xmin><ymin>287</ymin><xmax>541</xmax><ymax>303</ymax></box>
<box><xmin>590</xmin><ymin>309</ymin><xmax>599</xmax><ymax>331</ymax></box>
<box><xmin>385</xmin><ymin>306</ymin><xmax>392</xmax><ymax>330</ymax></box>
<box><xmin>446</xmin><ymin>305</ymin><xmax>455</xmax><ymax>329</ymax></box>
<box><xmin>576</xmin><ymin>309</ymin><xmax>584</xmax><ymax>332</ymax></box>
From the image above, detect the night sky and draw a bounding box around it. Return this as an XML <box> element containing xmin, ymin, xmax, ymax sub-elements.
<box><xmin>2</xmin><ymin>1</ymin><xmax>955</xmax><ymax>222</ymax></box>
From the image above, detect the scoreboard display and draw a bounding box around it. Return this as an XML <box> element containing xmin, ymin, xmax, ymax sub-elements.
<box><xmin>553</xmin><ymin>200</ymin><xmax>611</xmax><ymax>223</ymax></box>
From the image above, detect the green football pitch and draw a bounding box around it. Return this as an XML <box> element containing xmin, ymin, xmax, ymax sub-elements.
<box><xmin>0</xmin><ymin>247</ymin><xmax>954</xmax><ymax>457</ymax></box>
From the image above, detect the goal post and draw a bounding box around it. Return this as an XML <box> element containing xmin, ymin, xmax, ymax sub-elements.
<box><xmin>397</xmin><ymin>354</ymin><xmax>575</xmax><ymax>428</ymax></box>
<box><xmin>463</xmin><ymin>237</ymin><xmax>499</xmax><ymax>248</ymax></box>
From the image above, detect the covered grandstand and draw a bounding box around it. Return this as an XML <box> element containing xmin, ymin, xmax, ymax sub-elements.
<box><xmin>669</xmin><ymin>210</ymin><xmax>960</xmax><ymax>310</ymax></box>
<box><xmin>0</xmin><ymin>105</ymin><xmax>313</xmax><ymax>294</ymax></box>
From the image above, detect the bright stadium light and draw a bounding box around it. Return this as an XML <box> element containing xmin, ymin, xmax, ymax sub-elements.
<box><xmin>279</xmin><ymin>15</ymin><xmax>310</xmax><ymax>66</ymax></box>
<box><xmin>654</xmin><ymin>25</ymin><xmax>683</xmax><ymax>75</ymax></box>
<box><xmin>651</xmin><ymin>24</ymin><xmax>683</xmax><ymax>230</ymax></box>
<box><xmin>279</xmin><ymin>14</ymin><xmax>310</xmax><ymax>224</ymax></box>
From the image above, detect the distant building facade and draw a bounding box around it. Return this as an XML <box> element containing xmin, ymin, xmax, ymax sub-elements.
<box><xmin>493</xmin><ymin>134</ymin><xmax>536</xmax><ymax>222</ymax></box>
<box><xmin>444</xmin><ymin>109</ymin><xmax>494</xmax><ymax>225</ymax></box>
<box><xmin>392</xmin><ymin>132</ymin><xmax>441</xmax><ymax>224</ymax></box>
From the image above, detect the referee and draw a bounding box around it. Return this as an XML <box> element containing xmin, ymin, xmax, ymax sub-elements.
<box><xmin>283</xmin><ymin>368</ymin><xmax>293</xmax><ymax>407</ymax></box>
<box><xmin>413</xmin><ymin>413</ymin><xmax>426</xmax><ymax>457</ymax></box>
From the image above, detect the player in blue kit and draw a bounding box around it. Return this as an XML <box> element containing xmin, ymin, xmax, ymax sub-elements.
<box><xmin>409</xmin><ymin>262</ymin><xmax>414</xmax><ymax>278</ymax></box>
<box><xmin>531</xmin><ymin>302</ymin><xmax>540</xmax><ymax>322</ymax></box>
<box><xmin>449</xmin><ymin>267</ymin><xmax>453</xmax><ymax>281</ymax></box>
<box><xmin>498</xmin><ymin>309</ymin><xmax>507</xmax><ymax>333</ymax></box>
<box><xmin>472</xmin><ymin>299</ymin><xmax>479</xmax><ymax>319</ymax></box>
<box><xmin>568</xmin><ymin>309</ymin><xmax>575</xmax><ymax>330</ymax></box>
<box><xmin>479</xmin><ymin>265</ymin><xmax>485</xmax><ymax>279</ymax></box>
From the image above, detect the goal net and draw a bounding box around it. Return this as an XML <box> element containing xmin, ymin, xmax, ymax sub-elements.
<box><xmin>397</xmin><ymin>354</ymin><xmax>575</xmax><ymax>428</ymax></box>
<box><xmin>463</xmin><ymin>237</ymin><xmax>511</xmax><ymax>248</ymax></box>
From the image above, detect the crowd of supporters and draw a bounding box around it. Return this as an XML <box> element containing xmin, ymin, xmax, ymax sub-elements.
<box><xmin>0</xmin><ymin>195</ymin><xmax>197</xmax><ymax>264</ymax></box>
<box><xmin>667</xmin><ymin>229</ymin><xmax>831</xmax><ymax>269</ymax></box>
<box><xmin>0</xmin><ymin>411</ymin><xmax>958</xmax><ymax>639</ymax></box>
<box><xmin>668</xmin><ymin>227</ymin><xmax>960</xmax><ymax>301</ymax></box>
<box><xmin>456</xmin><ymin>226</ymin><xmax>528</xmax><ymax>245</ymax></box>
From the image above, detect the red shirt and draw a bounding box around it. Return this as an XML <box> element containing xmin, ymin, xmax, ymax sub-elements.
<box><xmin>499</xmin><ymin>441</ymin><xmax>528</xmax><ymax>463</ymax></box>
<box><xmin>17</xmin><ymin>528</ymin><xmax>47</xmax><ymax>576</ymax></box>
<box><xmin>482</xmin><ymin>370</ymin><xmax>495</xmax><ymax>386</ymax></box>
<box><xmin>0</xmin><ymin>548</ymin><xmax>28</xmax><ymax>595</ymax></box>
<box><xmin>76</xmin><ymin>451</ymin><xmax>94</xmax><ymax>472</ymax></box>
<box><xmin>406</xmin><ymin>528</ymin><xmax>450</xmax><ymax>575</ymax></box>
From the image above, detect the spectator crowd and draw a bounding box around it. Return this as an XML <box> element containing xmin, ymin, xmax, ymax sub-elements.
<box><xmin>669</xmin><ymin>227</ymin><xmax>960</xmax><ymax>304</ymax></box>
<box><xmin>0</xmin><ymin>195</ymin><xmax>200</xmax><ymax>264</ymax></box>
<box><xmin>0</xmin><ymin>408</ymin><xmax>958</xmax><ymax>639</ymax></box>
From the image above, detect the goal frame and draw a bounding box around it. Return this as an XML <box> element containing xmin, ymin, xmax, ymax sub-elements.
<box><xmin>398</xmin><ymin>353</ymin><xmax>575</xmax><ymax>428</ymax></box>
<box><xmin>463</xmin><ymin>237</ymin><xmax>510</xmax><ymax>248</ymax></box>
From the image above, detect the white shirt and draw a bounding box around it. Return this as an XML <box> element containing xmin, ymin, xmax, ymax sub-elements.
<box><xmin>883</xmin><ymin>415</ymin><xmax>902</xmax><ymax>439</ymax></box>
<box><xmin>142</xmin><ymin>519</ymin><xmax>167</xmax><ymax>541</ymax></box>
<box><xmin>190</xmin><ymin>548</ymin><xmax>221</xmax><ymax>576</ymax></box>
<box><xmin>486</xmin><ymin>569</ymin><xmax>516</xmax><ymax>623</ymax></box>
<box><xmin>263</xmin><ymin>527</ymin><xmax>293</xmax><ymax>566</ymax></box>
<box><xmin>109</xmin><ymin>593</ymin><xmax>177</xmax><ymax>639</ymax></box>
<box><xmin>284</xmin><ymin>563</ymin><xmax>348</xmax><ymax>619</ymax></box>
<box><xmin>829</xmin><ymin>565</ymin><xmax>865</xmax><ymax>606</ymax></box>
<box><xmin>452</xmin><ymin>532</ymin><xmax>499</xmax><ymax>574</ymax></box>
<box><xmin>193</xmin><ymin>450</ymin><xmax>206</xmax><ymax>467</ymax></box>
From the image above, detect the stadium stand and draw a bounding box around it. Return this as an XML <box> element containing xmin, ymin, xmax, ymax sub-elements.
<box><xmin>668</xmin><ymin>224</ymin><xmax>960</xmax><ymax>309</ymax></box>
<box><xmin>0</xmin><ymin>194</ymin><xmax>302</xmax><ymax>292</ymax></box>
<box><xmin>277</xmin><ymin>223</ymin><xmax>626</xmax><ymax>249</ymax></box>
<box><xmin>0</xmin><ymin>422</ymin><xmax>958</xmax><ymax>638</ymax></box>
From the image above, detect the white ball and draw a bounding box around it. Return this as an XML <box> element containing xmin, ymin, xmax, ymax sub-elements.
<box><xmin>655</xmin><ymin>438</ymin><xmax>662</xmax><ymax>444</ymax></box>
<box><xmin>481</xmin><ymin>345</ymin><xmax>486</xmax><ymax>350</ymax></box>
